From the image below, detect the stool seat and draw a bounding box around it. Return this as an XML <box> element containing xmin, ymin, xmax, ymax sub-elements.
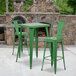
<box><xmin>45</xmin><ymin>37</ymin><xmax>62</xmax><ymax>42</ymax></box>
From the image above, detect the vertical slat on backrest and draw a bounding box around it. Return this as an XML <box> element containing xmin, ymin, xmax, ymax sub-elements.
<box><xmin>56</xmin><ymin>20</ymin><xmax>65</xmax><ymax>39</ymax></box>
<box><xmin>13</xmin><ymin>20</ymin><xmax>19</xmax><ymax>34</ymax></box>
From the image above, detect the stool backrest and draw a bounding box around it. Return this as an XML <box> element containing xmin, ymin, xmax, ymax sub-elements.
<box><xmin>56</xmin><ymin>20</ymin><xmax>65</xmax><ymax>40</ymax></box>
<box><xmin>13</xmin><ymin>20</ymin><xmax>19</xmax><ymax>34</ymax></box>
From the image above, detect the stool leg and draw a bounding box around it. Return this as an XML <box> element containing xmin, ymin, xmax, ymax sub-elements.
<box><xmin>48</xmin><ymin>43</ymin><xmax>52</xmax><ymax>66</ymax></box>
<box><xmin>35</xmin><ymin>29</ymin><xmax>38</xmax><ymax>58</ymax></box>
<box><xmin>16</xmin><ymin>47</ymin><xmax>19</xmax><ymax>62</ymax></box>
<box><xmin>51</xmin><ymin>43</ymin><xmax>53</xmax><ymax>66</ymax></box>
<box><xmin>18</xmin><ymin>35</ymin><xmax>21</xmax><ymax>58</ymax></box>
<box><xmin>16</xmin><ymin>42</ymin><xmax>20</xmax><ymax>62</ymax></box>
<box><xmin>16</xmin><ymin>36</ymin><xmax>20</xmax><ymax>62</ymax></box>
<box><xmin>26</xmin><ymin>36</ymin><xmax>29</xmax><ymax>55</ymax></box>
<box><xmin>12</xmin><ymin>35</ymin><xmax>15</xmax><ymax>55</ymax></box>
<box><xmin>53</xmin><ymin>41</ymin><xmax>57</xmax><ymax>74</ymax></box>
<box><xmin>61</xmin><ymin>42</ymin><xmax>66</xmax><ymax>70</ymax></box>
<box><xmin>21</xmin><ymin>36</ymin><xmax>23</xmax><ymax>52</ymax></box>
<box><xmin>41</xmin><ymin>41</ymin><xmax>47</xmax><ymax>71</ymax></box>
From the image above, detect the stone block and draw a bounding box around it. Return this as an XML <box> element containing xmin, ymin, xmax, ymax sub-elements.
<box><xmin>7</xmin><ymin>37</ymin><xmax>13</xmax><ymax>45</ymax></box>
<box><xmin>71</xmin><ymin>18</ymin><xmax>76</xmax><ymax>24</ymax></box>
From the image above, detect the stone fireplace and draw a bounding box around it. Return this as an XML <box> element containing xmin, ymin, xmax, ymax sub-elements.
<box><xmin>0</xmin><ymin>0</ymin><xmax>76</xmax><ymax>46</ymax></box>
<box><xmin>5</xmin><ymin>0</ymin><xmax>59</xmax><ymax>47</ymax></box>
<box><xmin>6</xmin><ymin>12</ymin><xmax>59</xmax><ymax>45</ymax></box>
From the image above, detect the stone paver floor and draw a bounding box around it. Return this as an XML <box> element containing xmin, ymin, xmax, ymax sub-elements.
<box><xmin>0</xmin><ymin>45</ymin><xmax>76</xmax><ymax>76</ymax></box>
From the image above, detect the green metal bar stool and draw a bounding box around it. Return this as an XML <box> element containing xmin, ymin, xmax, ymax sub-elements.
<box><xmin>41</xmin><ymin>20</ymin><xmax>68</xmax><ymax>74</ymax></box>
<box><xmin>12</xmin><ymin>20</ymin><xmax>28</xmax><ymax>58</ymax></box>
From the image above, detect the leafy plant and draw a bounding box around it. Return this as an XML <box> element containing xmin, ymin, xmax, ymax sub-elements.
<box><xmin>67</xmin><ymin>0</ymin><xmax>76</xmax><ymax>14</ymax></box>
<box><xmin>54</xmin><ymin>0</ymin><xmax>73</xmax><ymax>14</ymax></box>
<box><xmin>0</xmin><ymin>0</ymin><xmax>75</xmax><ymax>15</ymax></box>
<box><xmin>0</xmin><ymin>0</ymin><xmax>6</xmax><ymax>14</ymax></box>
<box><xmin>8</xmin><ymin>0</ymin><xmax>14</xmax><ymax>12</ymax></box>
<box><xmin>24</xmin><ymin>0</ymin><xmax>33</xmax><ymax>12</ymax></box>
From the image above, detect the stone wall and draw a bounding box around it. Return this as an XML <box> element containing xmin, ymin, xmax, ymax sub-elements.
<box><xmin>13</xmin><ymin>0</ymin><xmax>24</xmax><ymax>12</ymax></box>
<box><xmin>5</xmin><ymin>12</ymin><xmax>59</xmax><ymax>46</ymax></box>
<box><xmin>59</xmin><ymin>15</ymin><xmax>76</xmax><ymax>45</ymax></box>
<box><xmin>1</xmin><ymin>13</ymin><xmax>76</xmax><ymax>46</ymax></box>
<box><xmin>14</xmin><ymin>3</ymin><xmax>24</xmax><ymax>12</ymax></box>
<box><xmin>1</xmin><ymin>0</ymin><xmax>76</xmax><ymax>47</ymax></box>
<box><xmin>51</xmin><ymin>15</ymin><xmax>76</xmax><ymax>45</ymax></box>
<box><xmin>0</xmin><ymin>15</ymin><xmax>6</xmax><ymax>24</ymax></box>
<box><xmin>0</xmin><ymin>15</ymin><xmax>6</xmax><ymax>42</ymax></box>
<box><xmin>28</xmin><ymin>0</ymin><xmax>59</xmax><ymax>12</ymax></box>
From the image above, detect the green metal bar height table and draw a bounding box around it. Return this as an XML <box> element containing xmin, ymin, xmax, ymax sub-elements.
<box><xmin>19</xmin><ymin>23</ymin><xmax>50</xmax><ymax>69</ymax></box>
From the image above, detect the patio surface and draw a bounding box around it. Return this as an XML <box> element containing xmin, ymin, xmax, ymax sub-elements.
<box><xmin>0</xmin><ymin>45</ymin><xmax>76</xmax><ymax>76</ymax></box>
